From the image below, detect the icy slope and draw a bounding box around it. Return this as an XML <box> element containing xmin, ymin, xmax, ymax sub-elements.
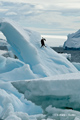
<box><xmin>12</xmin><ymin>72</ymin><xmax>80</xmax><ymax>112</ymax></box>
<box><xmin>0</xmin><ymin>19</ymin><xmax>80</xmax><ymax>120</ymax></box>
<box><xmin>64</xmin><ymin>29</ymin><xmax>80</xmax><ymax>49</ymax></box>
<box><xmin>0</xmin><ymin>19</ymin><xmax>78</xmax><ymax>77</ymax></box>
<box><xmin>0</xmin><ymin>56</ymin><xmax>24</xmax><ymax>74</ymax></box>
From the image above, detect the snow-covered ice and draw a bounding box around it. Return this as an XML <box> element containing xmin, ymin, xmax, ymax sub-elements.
<box><xmin>64</xmin><ymin>29</ymin><xmax>80</xmax><ymax>49</ymax></box>
<box><xmin>72</xmin><ymin>62</ymin><xmax>80</xmax><ymax>71</ymax></box>
<box><xmin>0</xmin><ymin>18</ymin><xmax>78</xmax><ymax>77</ymax></box>
<box><xmin>12</xmin><ymin>72</ymin><xmax>80</xmax><ymax>111</ymax></box>
<box><xmin>60</xmin><ymin>53</ymin><xmax>71</xmax><ymax>61</ymax></box>
<box><xmin>0</xmin><ymin>18</ymin><xmax>80</xmax><ymax>120</ymax></box>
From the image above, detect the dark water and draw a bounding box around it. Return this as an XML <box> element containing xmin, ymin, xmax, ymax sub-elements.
<box><xmin>0</xmin><ymin>46</ymin><xmax>8</xmax><ymax>50</ymax></box>
<box><xmin>51</xmin><ymin>47</ymin><xmax>80</xmax><ymax>63</ymax></box>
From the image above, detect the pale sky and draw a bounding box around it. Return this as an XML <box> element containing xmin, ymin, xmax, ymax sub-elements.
<box><xmin>0</xmin><ymin>0</ymin><xmax>80</xmax><ymax>36</ymax></box>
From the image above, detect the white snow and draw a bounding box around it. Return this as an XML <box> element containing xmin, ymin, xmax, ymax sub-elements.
<box><xmin>44</xmin><ymin>105</ymin><xmax>80</xmax><ymax>120</ymax></box>
<box><xmin>60</xmin><ymin>53</ymin><xmax>71</xmax><ymax>61</ymax></box>
<box><xmin>0</xmin><ymin>50</ymin><xmax>7</xmax><ymax>55</ymax></box>
<box><xmin>0</xmin><ymin>56</ymin><xmax>24</xmax><ymax>74</ymax></box>
<box><xmin>63</xmin><ymin>29</ymin><xmax>80</xmax><ymax>49</ymax></box>
<box><xmin>0</xmin><ymin>18</ymin><xmax>80</xmax><ymax>120</ymax></box>
<box><xmin>72</xmin><ymin>62</ymin><xmax>80</xmax><ymax>71</ymax></box>
<box><xmin>12</xmin><ymin>72</ymin><xmax>80</xmax><ymax>111</ymax></box>
<box><xmin>0</xmin><ymin>18</ymin><xmax>78</xmax><ymax>77</ymax></box>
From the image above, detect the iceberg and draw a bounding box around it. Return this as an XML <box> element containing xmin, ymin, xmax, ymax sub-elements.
<box><xmin>63</xmin><ymin>29</ymin><xmax>80</xmax><ymax>49</ymax></box>
<box><xmin>0</xmin><ymin>18</ymin><xmax>80</xmax><ymax>120</ymax></box>
<box><xmin>0</xmin><ymin>18</ymin><xmax>78</xmax><ymax>77</ymax></box>
<box><xmin>12</xmin><ymin>72</ymin><xmax>80</xmax><ymax>112</ymax></box>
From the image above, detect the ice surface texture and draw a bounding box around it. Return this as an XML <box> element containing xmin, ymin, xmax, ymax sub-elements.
<box><xmin>64</xmin><ymin>29</ymin><xmax>80</xmax><ymax>49</ymax></box>
<box><xmin>0</xmin><ymin>18</ymin><xmax>80</xmax><ymax>120</ymax></box>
